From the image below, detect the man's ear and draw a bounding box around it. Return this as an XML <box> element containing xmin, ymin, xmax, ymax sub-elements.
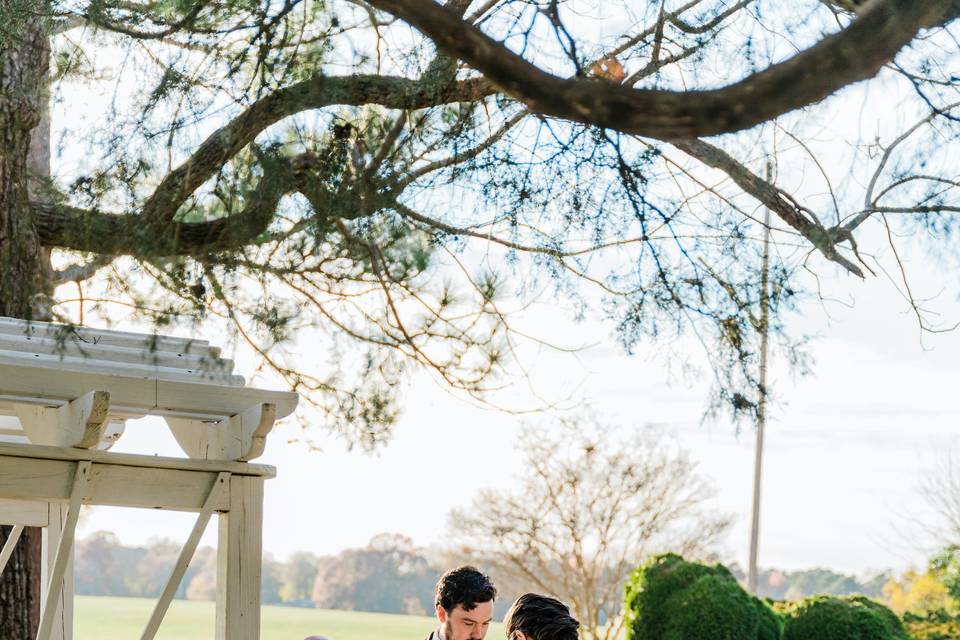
<box><xmin>436</xmin><ymin>604</ymin><xmax>448</xmax><ymax>623</ymax></box>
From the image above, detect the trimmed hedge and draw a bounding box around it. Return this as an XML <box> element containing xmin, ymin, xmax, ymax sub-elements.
<box><xmin>624</xmin><ymin>554</ymin><xmax>782</xmax><ymax>640</ymax></box>
<box><xmin>780</xmin><ymin>595</ymin><xmax>907</xmax><ymax>640</ymax></box>
<box><xmin>902</xmin><ymin>610</ymin><xmax>960</xmax><ymax>640</ymax></box>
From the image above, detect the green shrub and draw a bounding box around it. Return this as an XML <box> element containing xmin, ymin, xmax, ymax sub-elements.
<box><xmin>756</xmin><ymin>598</ymin><xmax>784</xmax><ymax>640</ymax></box>
<box><xmin>624</xmin><ymin>554</ymin><xmax>782</xmax><ymax>640</ymax></box>
<box><xmin>902</xmin><ymin>609</ymin><xmax>960</xmax><ymax>640</ymax></box>
<box><xmin>781</xmin><ymin>595</ymin><xmax>907</xmax><ymax>640</ymax></box>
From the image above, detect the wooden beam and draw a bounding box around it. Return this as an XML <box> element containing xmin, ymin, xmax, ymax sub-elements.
<box><xmin>0</xmin><ymin>442</ymin><xmax>275</xmax><ymax>477</ymax></box>
<box><xmin>0</xmin><ymin>455</ymin><xmax>231</xmax><ymax>512</ymax></box>
<box><xmin>97</xmin><ymin>420</ymin><xmax>126</xmax><ymax>451</ymax></box>
<box><xmin>0</xmin><ymin>524</ymin><xmax>23</xmax><ymax>577</ymax></box>
<box><xmin>167</xmin><ymin>402</ymin><xmax>277</xmax><ymax>461</ymax></box>
<box><xmin>0</xmin><ymin>499</ymin><xmax>49</xmax><ymax>527</ymax></box>
<box><xmin>156</xmin><ymin>379</ymin><xmax>295</xmax><ymax>418</ymax></box>
<box><xmin>0</xmin><ymin>332</ymin><xmax>233</xmax><ymax>371</ymax></box>
<box><xmin>16</xmin><ymin>390</ymin><xmax>111</xmax><ymax>448</ymax></box>
<box><xmin>216</xmin><ymin>475</ymin><xmax>264</xmax><ymax>640</ymax></box>
<box><xmin>0</xmin><ymin>362</ymin><xmax>298</xmax><ymax>419</ymax></box>
<box><xmin>141</xmin><ymin>472</ymin><xmax>229</xmax><ymax>640</ymax></box>
<box><xmin>0</xmin><ymin>351</ymin><xmax>245</xmax><ymax>387</ymax></box>
<box><xmin>0</xmin><ymin>316</ymin><xmax>214</xmax><ymax>354</ymax></box>
<box><xmin>37</xmin><ymin>461</ymin><xmax>89</xmax><ymax>640</ymax></box>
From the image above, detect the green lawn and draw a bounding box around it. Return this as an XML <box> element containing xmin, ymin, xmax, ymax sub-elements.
<box><xmin>76</xmin><ymin>596</ymin><xmax>504</xmax><ymax>640</ymax></box>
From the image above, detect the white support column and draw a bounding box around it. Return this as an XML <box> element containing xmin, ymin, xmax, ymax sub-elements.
<box><xmin>216</xmin><ymin>475</ymin><xmax>264</xmax><ymax>640</ymax></box>
<box><xmin>41</xmin><ymin>504</ymin><xmax>73</xmax><ymax>640</ymax></box>
<box><xmin>38</xmin><ymin>461</ymin><xmax>90</xmax><ymax>640</ymax></box>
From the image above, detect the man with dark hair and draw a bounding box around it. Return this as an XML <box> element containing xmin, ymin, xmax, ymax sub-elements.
<box><xmin>427</xmin><ymin>566</ymin><xmax>498</xmax><ymax>640</ymax></box>
<box><xmin>503</xmin><ymin>593</ymin><xmax>580</xmax><ymax>640</ymax></box>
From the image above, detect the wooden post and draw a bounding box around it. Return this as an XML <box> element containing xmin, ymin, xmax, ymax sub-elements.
<box><xmin>747</xmin><ymin>162</ymin><xmax>773</xmax><ymax>595</ymax></box>
<box><xmin>216</xmin><ymin>475</ymin><xmax>263</xmax><ymax>640</ymax></box>
<box><xmin>40</xmin><ymin>505</ymin><xmax>71</xmax><ymax>640</ymax></box>
<box><xmin>39</xmin><ymin>461</ymin><xmax>90</xmax><ymax>640</ymax></box>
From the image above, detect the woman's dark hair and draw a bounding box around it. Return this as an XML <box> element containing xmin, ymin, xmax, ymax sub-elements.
<box><xmin>504</xmin><ymin>593</ymin><xmax>580</xmax><ymax>640</ymax></box>
<box><xmin>435</xmin><ymin>566</ymin><xmax>498</xmax><ymax>612</ymax></box>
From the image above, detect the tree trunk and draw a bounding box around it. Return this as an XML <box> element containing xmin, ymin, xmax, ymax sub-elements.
<box><xmin>0</xmin><ymin>4</ymin><xmax>52</xmax><ymax>638</ymax></box>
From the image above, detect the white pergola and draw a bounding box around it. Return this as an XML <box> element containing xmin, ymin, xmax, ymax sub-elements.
<box><xmin>0</xmin><ymin>316</ymin><xmax>299</xmax><ymax>640</ymax></box>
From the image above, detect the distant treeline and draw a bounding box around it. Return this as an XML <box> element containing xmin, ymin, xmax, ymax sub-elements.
<box><xmin>75</xmin><ymin>531</ymin><xmax>887</xmax><ymax>614</ymax></box>
<box><xmin>728</xmin><ymin>565</ymin><xmax>887</xmax><ymax>601</ymax></box>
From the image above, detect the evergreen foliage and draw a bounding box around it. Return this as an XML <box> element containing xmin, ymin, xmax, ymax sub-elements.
<box><xmin>624</xmin><ymin>554</ymin><xmax>781</xmax><ymax>640</ymax></box>
<box><xmin>779</xmin><ymin>595</ymin><xmax>907</xmax><ymax>640</ymax></box>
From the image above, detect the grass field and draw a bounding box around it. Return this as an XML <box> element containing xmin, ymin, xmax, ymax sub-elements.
<box><xmin>76</xmin><ymin>596</ymin><xmax>505</xmax><ymax>640</ymax></box>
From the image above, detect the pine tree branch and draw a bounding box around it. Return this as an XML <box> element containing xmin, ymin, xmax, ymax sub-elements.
<box><xmin>34</xmin><ymin>152</ymin><xmax>306</xmax><ymax>255</ymax></box>
<box><xmin>364</xmin><ymin>0</ymin><xmax>958</xmax><ymax>140</ymax></box>
<box><xmin>672</xmin><ymin>138</ymin><xmax>865</xmax><ymax>276</ymax></box>
<box><xmin>139</xmin><ymin>72</ymin><xmax>492</xmax><ymax>228</ymax></box>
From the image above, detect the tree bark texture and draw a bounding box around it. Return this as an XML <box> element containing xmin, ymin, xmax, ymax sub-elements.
<box><xmin>0</xmin><ymin>5</ymin><xmax>52</xmax><ymax>638</ymax></box>
<box><xmin>0</xmin><ymin>10</ymin><xmax>50</xmax><ymax>320</ymax></box>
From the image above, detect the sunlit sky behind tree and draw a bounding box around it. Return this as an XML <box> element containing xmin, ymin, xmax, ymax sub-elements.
<box><xmin>73</xmin><ymin>244</ymin><xmax>960</xmax><ymax>576</ymax></box>
<box><xmin>41</xmin><ymin>0</ymin><xmax>960</xmax><ymax>578</ymax></box>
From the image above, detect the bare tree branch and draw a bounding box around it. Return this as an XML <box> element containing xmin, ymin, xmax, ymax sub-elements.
<box><xmin>672</xmin><ymin>138</ymin><xmax>866</xmax><ymax>276</ymax></box>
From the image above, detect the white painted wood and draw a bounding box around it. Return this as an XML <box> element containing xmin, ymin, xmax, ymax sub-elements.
<box><xmin>0</xmin><ymin>316</ymin><xmax>214</xmax><ymax>353</ymax></box>
<box><xmin>0</xmin><ymin>350</ymin><xmax>245</xmax><ymax>387</ymax></box>
<box><xmin>0</xmin><ymin>363</ymin><xmax>298</xmax><ymax>420</ymax></box>
<box><xmin>37</xmin><ymin>462</ymin><xmax>89</xmax><ymax>640</ymax></box>
<box><xmin>0</xmin><ymin>454</ymin><xmax>236</xmax><ymax>512</ymax></box>
<box><xmin>141</xmin><ymin>472</ymin><xmax>230</xmax><ymax>640</ymax></box>
<box><xmin>0</xmin><ymin>314</ymin><xmax>290</xmax><ymax>640</ymax></box>
<box><xmin>0</xmin><ymin>524</ymin><xmax>23</xmax><ymax>577</ymax></box>
<box><xmin>0</xmin><ymin>332</ymin><xmax>234</xmax><ymax>371</ymax></box>
<box><xmin>0</xmin><ymin>499</ymin><xmax>49</xmax><ymax>526</ymax></box>
<box><xmin>96</xmin><ymin>420</ymin><xmax>126</xmax><ymax>450</ymax></box>
<box><xmin>156</xmin><ymin>379</ymin><xmax>296</xmax><ymax>420</ymax></box>
<box><xmin>0</xmin><ymin>442</ymin><xmax>276</xmax><ymax>476</ymax></box>
<box><xmin>16</xmin><ymin>390</ymin><xmax>110</xmax><ymax>448</ymax></box>
<box><xmin>41</xmin><ymin>502</ymin><xmax>72</xmax><ymax>640</ymax></box>
<box><xmin>217</xmin><ymin>475</ymin><xmax>264</xmax><ymax>640</ymax></box>
<box><xmin>0</xmin><ymin>414</ymin><xmax>20</xmax><ymax>436</ymax></box>
<box><xmin>1</xmin><ymin>411</ymin><xmax>126</xmax><ymax>450</ymax></box>
<box><xmin>167</xmin><ymin>402</ymin><xmax>277</xmax><ymax>461</ymax></box>
<box><xmin>0</xmin><ymin>399</ymin><xmax>145</xmax><ymax>422</ymax></box>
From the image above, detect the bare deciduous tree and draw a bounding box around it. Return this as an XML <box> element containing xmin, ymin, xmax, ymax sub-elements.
<box><xmin>922</xmin><ymin>449</ymin><xmax>960</xmax><ymax>548</ymax></box>
<box><xmin>449</xmin><ymin>419</ymin><xmax>731</xmax><ymax>640</ymax></box>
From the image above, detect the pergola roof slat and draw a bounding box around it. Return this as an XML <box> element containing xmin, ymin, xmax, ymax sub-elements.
<box><xmin>0</xmin><ymin>317</ymin><xmax>216</xmax><ymax>354</ymax></box>
<box><xmin>0</xmin><ymin>333</ymin><xmax>234</xmax><ymax>370</ymax></box>
<box><xmin>0</xmin><ymin>362</ymin><xmax>297</xmax><ymax>419</ymax></box>
<box><xmin>0</xmin><ymin>350</ymin><xmax>245</xmax><ymax>386</ymax></box>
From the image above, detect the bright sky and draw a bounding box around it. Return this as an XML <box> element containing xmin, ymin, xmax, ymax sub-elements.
<box><xmin>55</xmin><ymin>1</ymin><xmax>960</xmax><ymax>580</ymax></box>
<box><xmin>76</xmin><ymin>245</ymin><xmax>960</xmax><ymax>577</ymax></box>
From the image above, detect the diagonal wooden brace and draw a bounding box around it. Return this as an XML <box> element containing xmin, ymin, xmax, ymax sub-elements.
<box><xmin>0</xmin><ymin>524</ymin><xmax>24</xmax><ymax>578</ymax></box>
<box><xmin>36</xmin><ymin>461</ymin><xmax>90</xmax><ymax>640</ymax></box>
<box><xmin>166</xmin><ymin>402</ymin><xmax>277</xmax><ymax>461</ymax></box>
<box><xmin>15</xmin><ymin>391</ymin><xmax>111</xmax><ymax>449</ymax></box>
<box><xmin>140</xmin><ymin>472</ymin><xmax>230</xmax><ymax>640</ymax></box>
